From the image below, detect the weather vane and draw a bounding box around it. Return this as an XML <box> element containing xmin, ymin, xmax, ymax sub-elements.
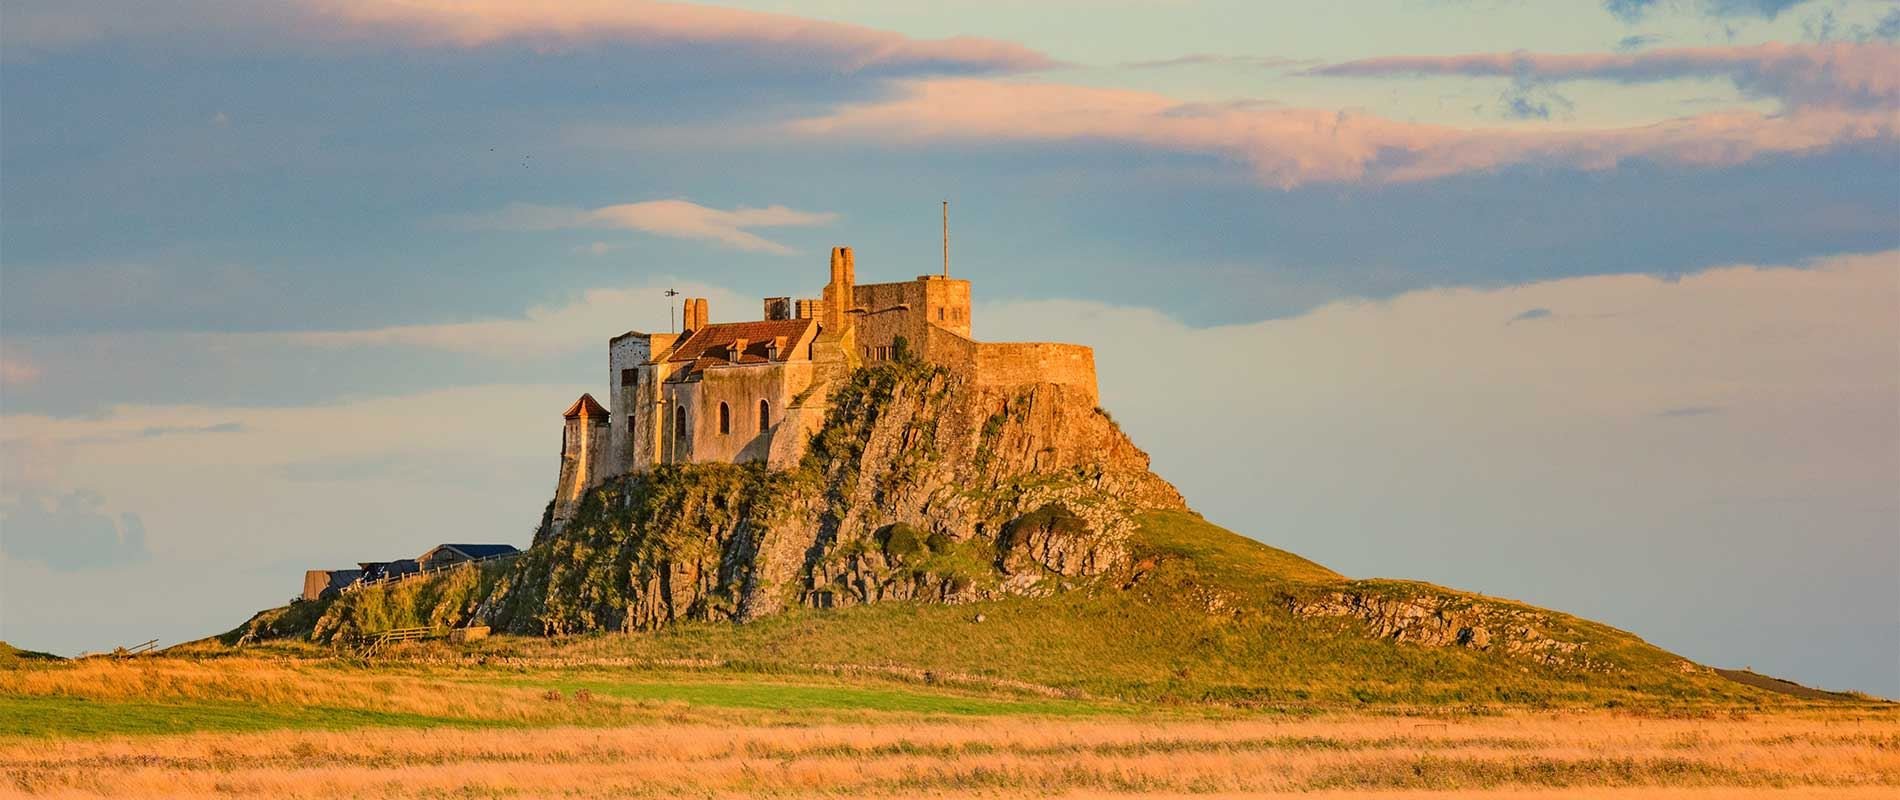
<box><xmin>665</xmin><ymin>288</ymin><xmax>680</xmax><ymax>332</ymax></box>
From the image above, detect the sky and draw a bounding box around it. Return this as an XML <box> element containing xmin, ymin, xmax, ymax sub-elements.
<box><xmin>0</xmin><ymin>0</ymin><xmax>1895</xmax><ymax>695</ymax></box>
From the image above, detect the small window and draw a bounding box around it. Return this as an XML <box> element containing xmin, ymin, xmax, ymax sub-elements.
<box><xmin>674</xmin><ymin>406</ymin><xmax>687</xmax><ymax>437</ymax></box>
<box><xmin>758</xmin><ymin>400</ymin><xmax>771</xmax><ymax>433</ymax></box>
<box><xmin>718</xmin><ymin>402</ymin><xmax>731</xmax><ymax>435</ymax></box>
<box><xmin>620</xmin><ymin>368</ymin><xmax>636</xmax><ymax>387</ymax></box>
<box><xmin>938</xmin><ymin>308</ymin><xmax>945</xmax><ymax>321</ymax></box>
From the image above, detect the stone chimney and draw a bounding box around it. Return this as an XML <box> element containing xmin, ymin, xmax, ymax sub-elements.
<box><xmin>795</xmin><ymin>299</ymin><xmax>815</xmax><ymax>319</ymax></box>
<box><xmin>763</xmin><ymin>297</ymin><xmax>791</xmax><ymax>321</ymax></box>
<box><xmin>682</xmin><ymin>297</ymin><xmax>711</xmax><ymax>331</ymax></box>
<box><xmin>822</xmin><ymin>246</ymin><xmax>855</xmax><ymax>332</ymax></box>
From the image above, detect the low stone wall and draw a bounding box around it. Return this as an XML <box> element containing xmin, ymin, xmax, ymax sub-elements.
<box><xmin>973</xmin><ymin>342</ymin><xmax>1097</xmax><ymax>403</ymax></box>
<box><xmin>924</xmin><ymin>327</ymin><xmax>1097</xmax><ymax>402</ymax></box>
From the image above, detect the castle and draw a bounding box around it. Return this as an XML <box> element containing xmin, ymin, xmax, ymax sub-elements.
<box><xmin>551</xmin><ymin>246</ymin><xmax>1099</xmax><ymax>529</ymax></box>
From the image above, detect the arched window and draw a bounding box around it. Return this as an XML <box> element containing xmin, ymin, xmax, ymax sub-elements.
<box><xmin>758</xmin><ymin>399</ymin><xmax>771</xmax><ymax>434</ymax></box>
<box><xmin>718</xmin><ymin>402</ymin><xmax>731</xmax><ymax>435</ymax></box>
<box><xmin>674</xmin><ymin>406</ymin><xmax>687</xmax><ymax>439</ymax></box>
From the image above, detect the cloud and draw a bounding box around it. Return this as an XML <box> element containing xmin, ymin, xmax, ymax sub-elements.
<box><xmin>1313</xmin><ymin>42</ymin><xmax>1900</xmax><ymax>109</ymax></box>
<box><xmin>289</xmin><ymin>282</ymin><xmax>753</xmax><ymax>358</ymax></box>
<box><xmin>789</xmin><ymin>78</ymin><xmax>1896</xmax><ymax>187</ymax></box>
<box><xmin>1658</xmin><ymin>405</ymin><xmax>1725</xmax><ymax>416</ymax></box>
<box><xmin>1603</xmin><ymin>0</ymin><xmax>1813</xmax><ymax>23</ymax></box>
<box><xmin>1122</xmin><ymin>54</ymin><xmax>1317</xmax><ymax>70</ymax></box>
<box><xmin>1604</xmin><ymin>0</ymin><xmax>1663</xmax><ymax>24</ymax></box>
<box><xmin>2</xmin><ymin>0</ymin><xmax>1054</xmax><ymax>75</ymax></box>
<box><xmin>0</xmin><ymin>489</ymin><xmax>150</xmax><ymax>571</ymax></box>
<box><xmin>1497</xmin><ymin>80</ymin><xmax>1575</xmax><ymax>120</ymax></box>
<box><xmin>1</xmin><ymin>355</ymin><xmax>43</xmax><ymax>387</ymax></box>
<box><xmin>1509</xmin><ymin>307</ymin><xmax>1554</xmax><ymax>323</ymax></box>
<box><xmin>447</xmin><ymin>199</ymin><xmax>838</xmax><ymax>254</ymax></box>
<box><xmin>979</xmin><ymin>248</ymin><xmax>1898</xmax><ymax>694</ymax></box>
<box><xmin>137</xmin><ymin>422</ymin><xmax>245</xmax><ymax>438</ymax></box>
<box><xmin>1616</xmin><ymin>34</ymin><xmax>1663</xmax><ymax>52</ymax></box>
<box><xmin>1706</xmin><ymin>0</ymin><xmax>1811</xmax><ymax>19</ymax></box>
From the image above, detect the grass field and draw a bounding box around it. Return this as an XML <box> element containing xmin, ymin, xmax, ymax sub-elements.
<box><xmin>2</xmin><ymin>647</ymin><xmax>1895</xmax><ymax>799</ymax></box>
<box><xmin>6</xmin><ymin>510</ymin><xmax>1888</xmax><ymax>797</ymax></box>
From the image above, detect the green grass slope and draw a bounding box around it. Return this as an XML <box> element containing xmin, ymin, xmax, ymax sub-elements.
<box><xmin>297</xmin><ymin>510</ymin><xmax>1779</xmax><ymax>708</ymax></box>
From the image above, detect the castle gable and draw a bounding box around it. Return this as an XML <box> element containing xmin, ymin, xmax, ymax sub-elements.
<box><xmin>666</xmin><ymin>318</ymin><xmax>814</xmax><ymax>376</ymax></box>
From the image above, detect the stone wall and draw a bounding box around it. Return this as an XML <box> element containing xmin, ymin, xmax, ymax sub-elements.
<box><xmin>662</xmin><ymin>361</ymin><xmax>817</xmax><ymax>464</ymax></box>
<box><xmin>973</xmin><ymin>342</ymin><xmax>1097</xmax><ymax>403</ymax></box>
<box><xmin>850</xmin><ymin>277</ymin><xmax>971</xmax><ymax>364</ymax></box>
<box><xmin>607</xmin><ymin>333</ymin><xmax>651</xmax><ymax>476</ymax></box>
<box><xmin>924</xmin><ymin>327</ymin><xmax>1098</xmax><ymax>404</ymax></box>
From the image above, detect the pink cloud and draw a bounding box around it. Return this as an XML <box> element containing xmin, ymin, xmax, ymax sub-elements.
<box><xmin>314</xmin><ymin>0</ymin><xmax>1050</xmax><ymax>70</ymax></box>
<box><xmin>5</xmin><ymin>1</ymin><xmax>1053</xmax><ymax>74</ymax></box>
<box><xmin>1312</xmin><ymin>42</ymin><xmax>1900</xmax><ymax>109</ymax></box>
<box><xmin>448</xmin><ymin>199</ymin><xmax>838</xmax><ymax>254</ymax></box>
<box><xmin>790</xmin><ymin>78</ymin><xmax>1896</xmax><ymax>187</ymax></box>
<box><xmin>1</xmin><ymin>355</ymin><xmax>43</xmax><ymax>387</ymax></box>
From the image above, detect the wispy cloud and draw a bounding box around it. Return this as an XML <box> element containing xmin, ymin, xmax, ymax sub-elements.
<box><xmin>0</xmin><ymin>489</ymin><xmax>150</xmax><ymax>572</ymax></box>
<box><xmin>137</xmin><ymin>422</ymin><xmax>245</xmax><ymax>438</ymax></box>
<box><xmin>1603</xmin><ymin>0</ymin><xmax>1813</xmax><ymax>23</ymax></box>
<box><xmin>446</xmin><ymin>199</ymin><xmax>838</xmax><ymax>255</ymax></box>
<box><xmin>3</xmin><ymin>0</ymin><xmax>1055</xmax><ymax>75</ymax></box>
<box><xmin>1121</xmin><ymin>53</ymin><xmax>1317</xmax><ymax>70</ymax></box>
<box><xmin>290</xmin><ymin>282</ymin><xmax>750</xmax><ymax>358</ymax></box>
<box><xmin>1</xmin><ymin>355</ymin><xmax>43</xmax><ymax>387</ymax></box>
<box><xmin>1311</xmin><ymin>42</ymin><xmax>1900</xmax><ymax>109</ymax></box>
<box><xmin>790</xmin><ymin>78</ymin><xmax>1895</xmax><ymax>188</ymax></box>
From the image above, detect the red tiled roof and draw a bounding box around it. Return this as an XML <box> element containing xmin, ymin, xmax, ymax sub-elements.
<box><xmin>666</xmin><ymin>318</ymin><xmax>813</xmax><ymax>372</ymax></box>
<box><xmin>562</xmin><ymin>393</ymin><xmax>609</xmax><ymax>419</ymax></box>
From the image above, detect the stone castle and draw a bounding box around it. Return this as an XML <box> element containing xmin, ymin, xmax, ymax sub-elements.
<box><xmin>551</xmin><ymin>246</ymin><xmax>1098</xmax><ymax>529</ymax></box>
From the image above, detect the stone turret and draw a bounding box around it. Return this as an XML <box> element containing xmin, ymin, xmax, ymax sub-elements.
<box><xmin>552</xmin><ymin>393</ymin><xmax>611</xmax><ymax>531</ymax></box>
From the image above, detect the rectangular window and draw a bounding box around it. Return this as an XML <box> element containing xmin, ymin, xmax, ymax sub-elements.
<box><xmin>620</xmin><ymin>368</ymin><xmax>637</xmax><ymax>387</ymax></box>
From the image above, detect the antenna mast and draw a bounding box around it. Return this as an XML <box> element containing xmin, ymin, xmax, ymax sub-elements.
<box><xmin>941</xmin><ymin>200</ymin><xmax>949</xmax><ymax>278</ymax></box>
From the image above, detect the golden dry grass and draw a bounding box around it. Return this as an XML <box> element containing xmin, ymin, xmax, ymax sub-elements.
<box><xmin>0</xmin><ymin>656</ymin><xmax>610</xmax><ymax>728</ymax></box>
<box><xmin>3</xmin><ymin>708</ymin><xmax>1895</xmax><ymax>798</ymax></box>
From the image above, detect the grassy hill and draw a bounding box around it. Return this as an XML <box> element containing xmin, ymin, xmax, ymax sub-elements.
<box><xmin>191</xmin><ymin>362</ymin><xmax>1861</xmax><ymax>711</ymax></box>
<box><xmin>208</xmin><ymin>509</ymin><xmax>1784</xmax><ymax>708</ymax></box>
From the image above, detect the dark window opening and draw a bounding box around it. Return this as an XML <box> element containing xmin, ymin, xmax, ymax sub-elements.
<box><xmin>718</xmin><ymin>402</ymin><xmax>731</xmax><ymax>435</ymax></box>
<box><xmin>759</xmin><ymin>400</ymin><xmax>771</xmax><ymax>434</ymax></box>
<box><xmin>620</xmin><ymin>368</ymin><xmax>637</xmax><ymax>387</ymax></box>
<box><xmin>674</xmin><ymin>406</ymin><xmax>687</xmax><ymax>440</ymax></box>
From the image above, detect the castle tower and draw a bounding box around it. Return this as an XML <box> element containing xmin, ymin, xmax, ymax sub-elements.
<box><xmin>552</xmin><ymin>393</ymin><xmax>611</xmax><ymax>529</ymax></box>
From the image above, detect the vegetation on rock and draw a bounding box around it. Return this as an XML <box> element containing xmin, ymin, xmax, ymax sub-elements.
<box><xmin>224</xmin><ymin>362</ymin><xmax>1808</xmax><ymax>705</ymax></box>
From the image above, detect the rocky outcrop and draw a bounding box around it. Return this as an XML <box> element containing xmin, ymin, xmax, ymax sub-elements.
<box><xmin>1287</xmin><ymin>585</ymin><xmax>1615</xmax><ymax>672</ymax></box>
<box><xmin>312</xmin><ymin>360</ymin><xmax>1184</xmax><ymax>641</ymax></box>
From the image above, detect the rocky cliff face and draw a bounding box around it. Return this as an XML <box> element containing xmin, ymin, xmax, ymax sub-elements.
<box><xmin>1285</xmin><ymin>584</ymin><xmax>1616</xmax><ymax>672</ymax></box>
<box><xmin>312</xmin><ymin>360</ymin><xmax>1184</xmax><ymax>640</ymax></box>
<box><xmin>289</xmin><ymin>361</ymin><xmax>1660</xmax><ymax>683</ymax></box>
